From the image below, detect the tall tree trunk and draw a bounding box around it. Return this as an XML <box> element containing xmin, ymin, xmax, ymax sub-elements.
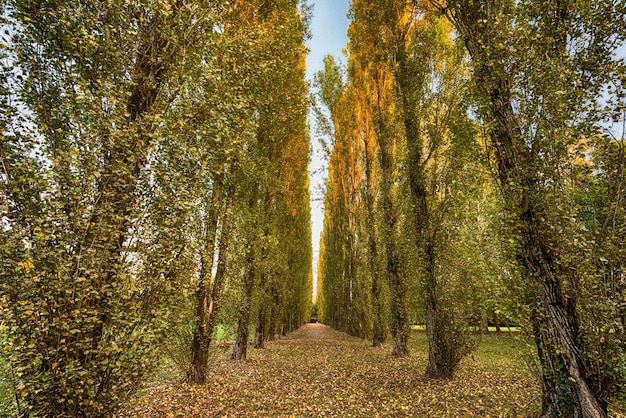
<box><xmin>188</xmin><ymin>174</ymin><xmax>223</xmax><ymax>384</ymax></box>
<box><xmin>367</xmin><ymin>223</ymin><xmax>385</xmax><ymax>347</ymax></box>
<box><xmin>394</xmin><ymin>35</ymin><xmax>463</xmax><ymax>376</ymax></box>
<box><xmin>374</xmin><ymin>78</ymin><xmax>408</xmax><ymax>357</ymax></box>
<box><xmin>231</xmin><ymin>257</ymin><xmax>255</xmax><ymax>361</ymax></box>
<box><xmin>231</xmin><ymin>183</ymin><xmax>260</xmax><ymax>361</ymax></box>
<box><xmin>446</xmin><ymin>6</ymin><xmax>608</xmax><ymax>415</ymax></box>
<box><xmin>423</xmin><ymin>242</ymin><xmax>458</xmax><ymax>379</ymax></box>
<box><xmin>346</xmin><ymin>233</ymin><xmax>362</xmax><ymax>337</ymax></box>
<box><xmin>371</xmin><ymin>268</ymin><xmax>385</xmax><ymax>347</ymax></box>
<box><xmin>366</xmin><ymin>189</ymin><xmax>385</xmax><ymax>347</ymax></box>
<box><xmin>77</xmin><ymin>10</ymin><xmax>173</xmax><ymax>357</ymax></box>
<box><xmin>254</xmin><ymin>303</ymin><xmax>266</xmax><ymax>349</ymax></box>
<box><xmin>254</xmin><ymin>189</ymin><xmax>273</xmax><ymax>349</ymax></box>
<box><xmin>189</xmin><ymin>173</ymin><xmax>235</xmax><ymax>384</ymax></box>
<box><xmin>268</xmin><ymin>305</ymin><xmax>276</xmax><ymax>342</ymax></box>
<box><xmin>268</xmin><ymin>290</ymin><xmax>280</xmax><ymax>341</ymax></box>
<box><xmin>363</xmin><ymin>138</ymin><xmax>385</xmax><ymax>347</ymax></box>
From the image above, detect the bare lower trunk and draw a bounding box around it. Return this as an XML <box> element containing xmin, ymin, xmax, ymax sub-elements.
<box><xmin>371</xmin><ymin>269</ymin><xmax>385</xmax><ymax>347</ymax></box>
<box><xmin>424</xmin><ymin>244</ymin><xmax>443</xmax><ymax>377</ymax></box>
<box><xmin>492</xmin><ymin>311</ymin><xmax>501</xmax><ymax>333</ymax></box>
<box><xmin>189</xmin><ymin>176</ymin><xmax>234</xmax><ymax>384</ymax></box>
<box><xmin>388</xmin><ymin>266</ymin><xmax>408</xmax><ymax>357</ymax></box>
<box><xmin>268</xmin><ymin>292</ymin><xmax>279</xmax><ymax>341</ymax></box>
<box><xmin>189</xmin><ymin>293</ymin><xmax>213</xmax><ymax>384</ymax></box>
<box><xmin>424</xmin><ymin>246</ymin><xmax>462</xmax><ymax>379</ymax></box>
<box><xmin>231</xmin><ymin>261</ymin><xmax>254</xmax><ymax>361</ymax></box>
<box><xmin>254</xmin><ymin>304</ymin><xmax>265</xmax><ymax>349</ymax></box>
<box><xmin>188</xmin><ymin>174</ymin><xmax>223</xmax><ymax>384</ymax></box>
<box><xmin>189</xmin><ymin>318</ymin><xmax>211</xmax><ymax>385</ymax></box>
<box><xmin>481</xmin><ymin>310</ymin><xmax>490</xmax><ymax>335</ymax></box>
<box><xmin>425</xmin><ymin>290</ymin><xmax>442</xmax><ymax>377</ymax></box>
<box><xmin>231</xmin><ymin>311</ymin><xmax>251</xmax><ymax>361</ymax></box>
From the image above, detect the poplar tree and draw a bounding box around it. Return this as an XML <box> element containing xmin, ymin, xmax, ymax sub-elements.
<box><xmin>230</xmin><ymin>0</ymin><xmax>312</xmax><ymax>360</ymax></box>
<box><xmin>0</xmin><ymin>0</ymin><xmax>218</xmax><ymax>414</ymax></box>
<box><xmin>315</xmin><ymin>55</ymin><xmax>371</xmax><ymax>337</ymax></box>
<box><xmin>345</xmin><ymin>0</ymin><xmax>481</xmax><ymax>363</ymax></box>
<box><xmin>434</xmin><ymin>0</ymin><xmax>626</xmax><ymax>415</ymax></box>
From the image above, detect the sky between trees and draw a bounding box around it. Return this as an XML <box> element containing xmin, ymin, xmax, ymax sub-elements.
<box><xmin>305</xmin><ymin>0</ymin><xmax>350</xmax><ymax>295</ymax></box>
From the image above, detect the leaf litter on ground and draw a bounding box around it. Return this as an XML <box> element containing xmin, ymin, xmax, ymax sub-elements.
<box><xmin>125</xmin><ymin>324</ymin><xmax>546</xmax><ymax>417</ymax></box>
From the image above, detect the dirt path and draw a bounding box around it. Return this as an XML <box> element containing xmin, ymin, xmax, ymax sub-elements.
<box><xmin>291</xmin><ymin>323</ymin><xmax>334</xmax><ymax>340</ymax></box>
<box><xmin>125</xmin><ymin>324</ymin><xmax>539</xmax><ymax>417</ymax></box>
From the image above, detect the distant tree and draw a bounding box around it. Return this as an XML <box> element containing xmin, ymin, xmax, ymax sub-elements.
<box><xmin>315</xmin><ymin>55</ymin><xmax>371</xmax><ymax>338</ymax></box>
<box><xmin>229</xmin><ymin>0</ymin><xmax>311</xmax><ymax>360</ymax></box>
<box><xmin>348</xmin><ymin>43</ymin><xmax>388</xmax><ymax>347</ymax></box>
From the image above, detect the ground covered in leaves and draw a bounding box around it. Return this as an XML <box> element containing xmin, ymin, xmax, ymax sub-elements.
<box><xmin>124</xmin><ymin>324</ymin><xmax>548</xmax><ymax>417</ymax></box>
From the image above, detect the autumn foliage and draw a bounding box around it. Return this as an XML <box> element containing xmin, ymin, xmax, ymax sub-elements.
<box><xmin>1</xmin><ymin>0</ymin><xmax>311</xmax><ymax>415</ymax></box>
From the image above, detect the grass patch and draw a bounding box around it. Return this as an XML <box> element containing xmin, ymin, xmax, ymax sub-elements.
<box><xmin>214</xmin><ymin>323</ymin><xmax>236</xmax><ymax>341</ymax></box>
<box><xmin>487</xmin><ymin>326</ymin><xmax>520</xmax><ymax>333</ymax></box>
<box><xmin>410</xmin><ymin>324</ymin><xmax>520</xmax><ymax>333</ymax></box>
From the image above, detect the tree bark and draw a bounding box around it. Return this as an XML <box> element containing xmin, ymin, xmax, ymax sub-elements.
<box><xmin>371</xmin><ymin>264</ymin><xmax>385</xmax><ymax>347</ymax></box>
<box><xmin>374</xmin><ymin>71</ymin><xmax>408</xmax><ymax>357</ymax></box>
<box><xmin>189</xmin><ymin>173</ymin><xmax>235</xmax><ymax>384</ymax></box>
<box><xmin>188</xmin><ymin>174</ymin><xmax>223</xmax><ymax>384</ymax></box>
<box><xmin>231</xmin><ymin>257</ymin><xmax>255</xmax><ymax>361</ymax></box>
<box><xmin>254</xmin><ymin>303</ymin><xmax>266</xmax><ymax>349</ymax></box>
<box><xmin>231</xmin><ymin>183</ymin><xmax>260</xmax><ymax>361</ymax></box>
<box><xmin>444</xmin><ymin>3</ymin><xmax>608</xmax><ymax>414</ymax></box>
<box><xmin>363</xmin><ymin>123</ymin><xmax>385</xmax><ymax>348</ymax></box>
<box><xmin>423</xmin><ymin>243</ymin><xmax>459</xmax><ymax>379</ymax></box>
<box><xmin>492</xmin><ymin>311</ymin><xmax>501</xmax><ymax>334</ymax></box>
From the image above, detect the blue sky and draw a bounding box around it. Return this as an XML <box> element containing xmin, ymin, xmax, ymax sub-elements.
<box><xmin>305</xmin><ymin>0</ymin><xmax>350</xmax><ymax>295</ymax></box>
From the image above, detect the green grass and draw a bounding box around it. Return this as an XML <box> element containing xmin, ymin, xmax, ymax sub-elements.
<box><xmin>214</xmin><ymin>324</ymin><xmax>236</xmax><ymax>341</ymax></box>
<box><xmin>487</xmin><ymin>326</ymin><xmax>520</xmax><ymax>332</ymax></box>
<box><xmin>410</xmin><ymin>324</ymin><xmax>520</xmax><ymax>333</ymax></box>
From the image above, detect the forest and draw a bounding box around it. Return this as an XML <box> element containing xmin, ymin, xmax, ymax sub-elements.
<box><xmin>0</xmin><ymin>0</ymin><xmax>625</xmax><ymax>417</ymax></box>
